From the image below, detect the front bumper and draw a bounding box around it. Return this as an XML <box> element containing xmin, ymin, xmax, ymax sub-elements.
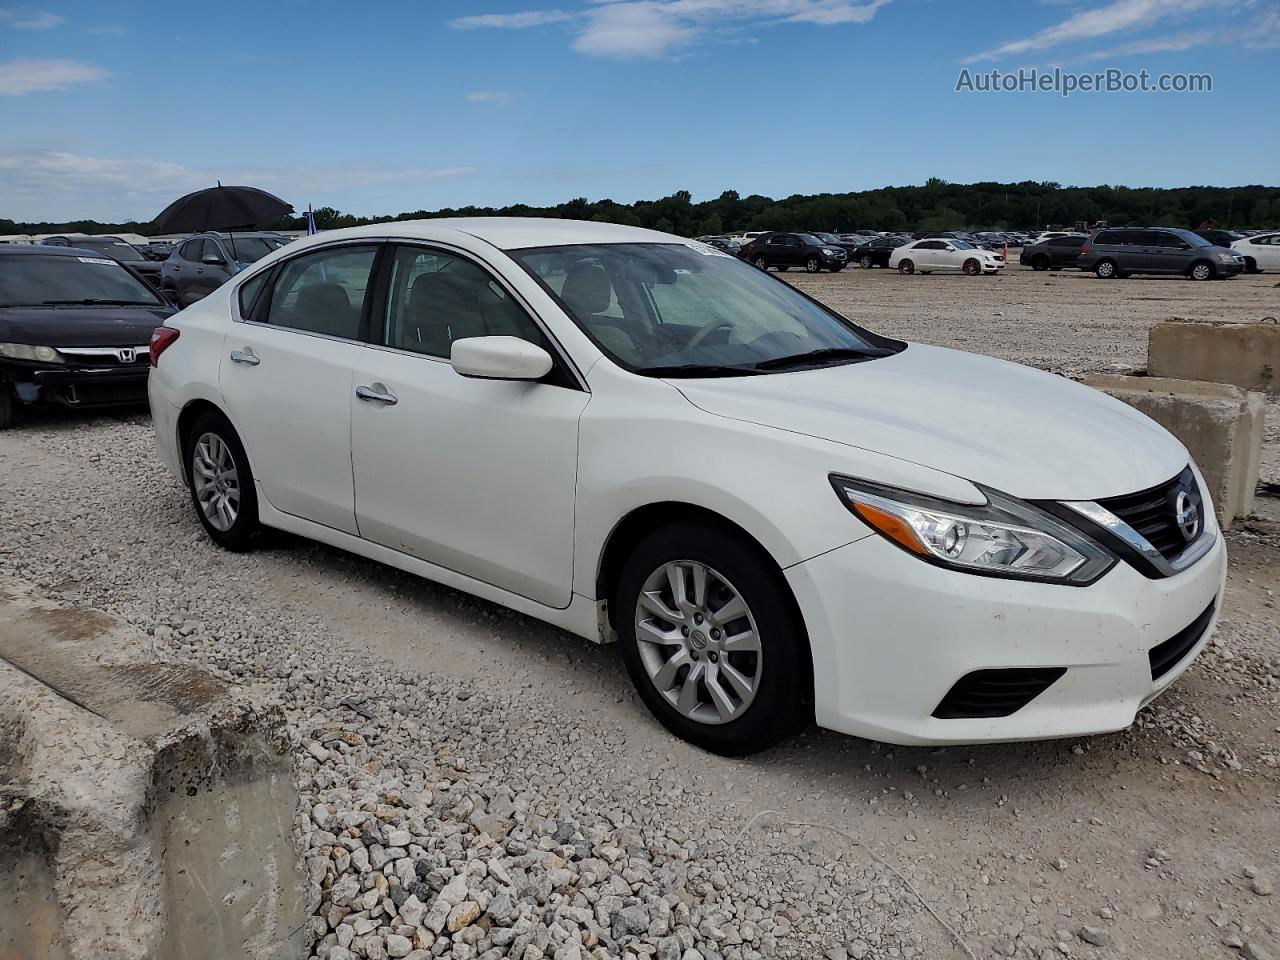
<box><xmin>787</xmin><ymin>529</ymin><xmax>1226</xmax><ymax>745</ymax></box>
<box><xmin>5</xmin><ymin>362</ymin><xmax>150</xmax><ymax>409</ymax></box>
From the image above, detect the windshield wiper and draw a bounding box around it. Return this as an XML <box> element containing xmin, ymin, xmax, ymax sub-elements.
<box><xmin>43</xmin><ymin>298</ymin><xmax>156</xmax><ymax>306</ymax></box>
<box><xmin>753</xmin><ymin>346</ymin><xmax>890</xmax><ymax>371</ymax></box>
<box><xmin>642</xmin><ymin>363</ymin><xmax>763</xmax><ymax>378</ymax></box>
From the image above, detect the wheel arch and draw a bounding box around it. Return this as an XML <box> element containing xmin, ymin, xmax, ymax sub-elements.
<box><xmin>176</xmin><ymin>398</ymin><xmax>249</xmax><ymax>484</ymax></box>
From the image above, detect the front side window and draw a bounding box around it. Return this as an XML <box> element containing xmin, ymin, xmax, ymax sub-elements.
<box><xmin>181</xmin><ymin>239</ymin><xmax>205</xmax><ymax>261</ymax></box>
<box><xmin>512</xmin><ymin>243</ymin><xmax>899</xmax><ymax>375</ymax></box>
<box><xmin>0</xmin><ymin>254</ymin><xmax>163</xmax><ymax>307</ymax></box>
<box><xmin>221</xmin><ymin>236</ymin><xmax>282</xmax><ymax>263</ymax></box>
<box><xmin>264</xmin><ymin>245</ymin><xmax>377</xmax><ymax>340</ymax></box>
<box><xmin>382</xmin><ymin>246</ymin><xmax>544</xmax><ymax>358</ymax></box>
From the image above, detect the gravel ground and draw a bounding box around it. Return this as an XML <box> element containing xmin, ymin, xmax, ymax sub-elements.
<box><xmin>1</xmin><ymin>267</ymin><xmax>1278</xmax><ymax>960</ymax></box>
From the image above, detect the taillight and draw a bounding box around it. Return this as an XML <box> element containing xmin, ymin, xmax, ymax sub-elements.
<box><xmin>1079</xmin><ymin>245</ymin><xmax>1089</xmax><ymax>256</ymax></box>
<box><xmin>150</xmin><ymin>326</ymin><xmax>180</xmax><ymax>367</ymax></box>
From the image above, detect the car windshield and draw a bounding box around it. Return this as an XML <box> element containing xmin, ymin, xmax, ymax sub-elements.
<box><xmin>81</xmin><ymin>239</ymin><xmax>147</xmax><ymax>262</ymax></box>
<box><xmin>0</xmin><ymin>254</ymin><xmax>163</xmax><ymax>307</ymax></box>
<box><xmin>512</xmin><ymin>242</ymin><xmax>900</xmax><ymax>376</ymax></box>
<box><xmin>797</xmin><ymin>235</ymin><xmax>827</xmax><ymax>246</ymax></box>
<box><xmin>219</xmin><ymin>236</ymin><xmax>282</xmax><ymax>263</ymax></box>
<box><xmin>811</xmin><ymin>233</ymin><xmax>840</xmax><ymax>243</ymax></box>
<box><xmin>952</xmin><ymin>240</ymin><xmax>976</xmax><ymax>249</ymax></box>
<box><xmin>1180</xmin><ymin>232</ymin><xmax>1211</xmax><ymax>248</ymax></box>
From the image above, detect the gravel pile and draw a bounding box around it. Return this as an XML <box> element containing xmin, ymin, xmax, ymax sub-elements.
<box><xmin>0</xmin><ymin>416</ymin><xmax>949</xmax><ymax>960</ymax></box>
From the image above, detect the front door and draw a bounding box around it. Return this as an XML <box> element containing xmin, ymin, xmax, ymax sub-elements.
<box><xmin>350</xmin><ymin>244</ymin><xmax>588</xmax><ymax>608</ymax></box>
<box><xmin>220</xmin><ymin>242</ymin><xmax>381</xmax><ymax>535</ymax></box>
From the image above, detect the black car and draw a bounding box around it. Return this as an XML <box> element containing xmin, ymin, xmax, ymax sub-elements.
<box><xmin>1019</xmin><ymin>235</ymin><xmax>1087</xmax><ymax>270</ymax></box>
<box><xmin>739</xmin><ymin>232</ymin><xmax>847</xmax><ymax>272</ymax></box>
<box><xmin>1194</xmin><ymin>229</ymin><xmax>1245</xmax><ymax>249</ymax></box>
<box><xmin>852</xmin><ymin>235</ymin><xmax>909</xmax><ymax>268</ymax></box>
<box><xmin>39</xmin><ymin>235</ymin><xmax>164</xmax><ymax>290</ymax></box>
<box><xmin>0</xmin><ymin>245</ymin><xmax>175</xmax><ymax>427</ymax></box>
<box><xmin>808</xmin><ymin>232</ymin><xmax>862</xmax><ymax>259</ymax></box>
<box><xmin>1076</xmin><ymin>227</ymin><xmax>1245</xmax><ymax>280</ymax></box>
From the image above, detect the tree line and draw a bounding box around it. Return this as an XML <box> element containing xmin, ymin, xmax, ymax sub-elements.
<box><xmin>7</xmin><ymin>179</ymin><xmax>1280</xmax><ymax>239</ymax></box>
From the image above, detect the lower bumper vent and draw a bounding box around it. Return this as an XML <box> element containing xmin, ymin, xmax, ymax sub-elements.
<box><xmin>932</xmin><ymin>667</ymin><xmax>1067</xmax><ymax>720</ymax></box>
<box><xmin>1149</xmin><ymin>601</ymin><xmax>1216</xmax><ymax>681</ymax></box>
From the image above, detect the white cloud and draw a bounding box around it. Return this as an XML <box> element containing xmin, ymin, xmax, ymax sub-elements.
<box><xmin>450</xmin><ymin>10</ymin><xmax>573</xmax><ymax>29</ymax></box>
<box><xmin>464</xmin><ymin>89</ymin><xmax>513</xmax><ymax>105</ymax></box>
<box><xmin>0</xmin><ymin>8</ymin><xmax>64</xmax><ymax>28</ymax></box>
<box><xmin>0</xmin><ymin>147</ymin><xmax>476</xmax><ymax>221</ymax></box>
<box><xmin>451</xmin><ymin>0</ymin><xmax>892</xmax><ymax>58</ymax></box>
<box><xmin>0</xmin><ymin>58</ymin><xmax>109</xmax><ymax>95</ymax></box>
<box><xmin>963</xmin><ymin>0</ymin><xmax>1232</xmax><ymax>63</ymax></box>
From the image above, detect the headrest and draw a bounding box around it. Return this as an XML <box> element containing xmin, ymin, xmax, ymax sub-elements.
<box><xmin>560</xmin><ymin>263</ymin><xmax>611</xmax><ymax>316</ymax></box>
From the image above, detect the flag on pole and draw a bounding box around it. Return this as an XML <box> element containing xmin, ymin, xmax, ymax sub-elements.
<box><xmin>306</xmin><ymin>204</ymin><xmax>317</xmax><ymax>236</ymax></box>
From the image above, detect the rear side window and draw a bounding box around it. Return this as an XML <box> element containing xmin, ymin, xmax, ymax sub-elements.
<box><xmin>263</xmin><ymin>245</ymin><xmax>378</xmax><ymax>340</ymax></box>
<box><xmin>1093</xmin><ymin>231</ymin><xmax>1121</xmax><ymax>245</ymax></box>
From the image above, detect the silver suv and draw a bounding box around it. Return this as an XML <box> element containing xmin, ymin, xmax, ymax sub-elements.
<box><xmin>1076</xmin><ymin>227</ymin><xmax>1244</xmax><ymax>281</ymax></box>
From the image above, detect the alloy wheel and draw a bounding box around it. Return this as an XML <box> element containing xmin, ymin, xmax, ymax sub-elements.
<box><xmin>191</xmin><ymin>432</ymin><xmax>241</xmax><ymax>532</ymax></box>
<box><xmin>633</xmin><ymin>560</ymin><xmax>761</xmax><ymax>725</ymax></box>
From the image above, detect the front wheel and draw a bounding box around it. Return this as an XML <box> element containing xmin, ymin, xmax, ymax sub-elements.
<box><xmin>184</xmin><ymin>411</ymin><xmax>260</xmax><ymax>551</ymax></box>
<box><xmin>859</xmin><ymin>255</ymin><xmax>873</xmax><ymax>269</ymax></box>
<box><xmin>776</xmin><ymin>265</ymin><xmax>789</xmax><ymax>272</ymax></box>
<box><xmin>753</xmin><ymin>256</ymin><xmax>768</xmax><ymax>271</ymax></box>
<box><xmin>963</xmin><ymin>258</ymin><xmax>981</xmax><ymax>276</ymax></box>
<box><xmin>1189</xmin><ymin>260</ymin><xmax>1214</xmax><ymax>281</ymax></box>
<box><xmin>1242</xmin><ymin>256</ymin><xmax>1260</xmax><ymax>274</ymax></box>
<box><xmin>1030</xmin><ymin>255</ymin><xmax>1049</xmax><ymax>271</ymax></box>
<box><xmin>805</xmin><ymin>256</ymin><xmax>821</xmax><ymax>273</ymax></box>
<box><xmin>616</xmin><ymin>523</ymin><xmax>811</xmax><ymax>756</ymax></box>
<box><xmin>897</xmin><ymin>259</ymin><xmax>915</xmax><ymax>275</ymax></box>
<box><xmin>0</xmin><ymin>386</ymin><xmax>13</xmax><ymax>430</ymax></box>
<box><xmin>828</xmin><ymin>264</ymin><xmax>843</xmax><ymax>273</ymax></box>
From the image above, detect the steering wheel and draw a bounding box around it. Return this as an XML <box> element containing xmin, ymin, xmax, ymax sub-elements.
<box><xmin>686</xmin><ymin>321</ymin><xmax>735</xmax><ymax>351</ymax></box>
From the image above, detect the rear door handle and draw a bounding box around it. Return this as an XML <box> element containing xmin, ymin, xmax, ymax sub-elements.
<box><xmin>356</xmin><ymin>383</ymin><xmax>397</xmax><ymax>405</ymax></box>
<box><xmin>229</xmin><ymin>349</ymin><xmax>260</xmax><ymax>366</ymax></box>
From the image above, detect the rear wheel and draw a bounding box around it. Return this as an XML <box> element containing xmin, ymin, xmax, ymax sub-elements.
<box><xmin>828</xmin><ymin>263</ymin><xmax>843</xmax><ymax>273</ymax></box>
<box><xmin>963</xmin><ymin>258</ymin><xmax>981</xmax><ymax>276</ymax></box>
<box><xmin>1031</xmin><ymin>255</ymin><xmax>1050</xmax><ymax>271</ymax></box>
<box><xmin>897</xmin><ymin>259</ymin><xmax>915</xmax><ymax>275</ymax></box>
<box><xmin>1189</xmin><ymin>260</ymin><xmax>1214</xmax><ymax>281</ymax></box>
<box><xmin>805</xmin><ymin>256</ymin><xmax>821</xmax><ymax>273</ymax></box>
<box><xmin>616</xmin><ymin>522</ymin><xmax>811</xmax><ymax>756</ymax></box>
<box><xmin>183</xmin><ymin>411</ymin><xmax>260</xmax><ymax>551</ymax></box>
<box><xmin>1095</xmin><ymin>259</ymin><xmax>1118</xmax><ymax>279</ymax></box>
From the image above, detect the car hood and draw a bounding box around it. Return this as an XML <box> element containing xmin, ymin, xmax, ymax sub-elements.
<box><xmin>670</xmin><ymin>343</ymin><xmax>1188</xmax><ymax>501</ymax></box>
<box><xmin>0</xmin><ymin>304</ymin><xmax>173</xmax><ymax>347</ymax></box>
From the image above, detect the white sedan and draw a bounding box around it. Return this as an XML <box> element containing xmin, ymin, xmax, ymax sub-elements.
<box><xmin>148</xmin><ymin>218</ymin><xmax>1224</xmax><ymax>755</ymax></box>
<box><xmin>1231</xmin><ymin>232</ymin><xmax>1280</xmax><ymax>273</ymax></box>
<box><xmin>889</xmin><ymin>239</ymin><xmax>1006</xmax><ymax>275</ymax></box>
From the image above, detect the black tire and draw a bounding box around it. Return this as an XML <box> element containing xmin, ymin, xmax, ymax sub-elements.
<box><xmin>1243</xmin><ymin>256</ymin><xmax>1259</xmax><ymax>274</ymax></box>
<box><xmin>0</xmin><ymin>385</ymin><xmax>13</xmax><ymax>430</ymax></box>
<box><xmin>753</xmin><ymin>256</ymin><xmax>768</xmax><ymax>271</ymax></box>
<box><xmin>1031</xmin><ymin>255</ymin><xmax>1050</xmax><ymax>271</ymax></box>
<box><xmin>859</xmin><ymin>255</ymin><xmax>873</xmax><ymax>269</ymax></box>
<box><xmin>897</xmin><ymin>259</ymin><xmax>915</xmax><ymax>275</ymax></box>
<box><xmin>805</xmin><ymin>256</ymin><xmax>821</xmax><ymax>273</ymax></box>
<box><xmin>1095</xmin><ymin>259</ymin><xmax>1119</xmax><ymax>279</ymax></box>
<box><xmin>1189</xmin><ymin>260</ymin><xmax>1214</xmax><ymax>281</ymax></box>
<box><xmin>615</xmin><ymin>522</ymin><xmax>811</xmax><ymax>756</ymax></box>
<box><xmin>182</xmin><ymin>410</ymin><xmax>261</xmax><ymax>551</ymax></box>
<box><xmin>963</xmin><ymin>258</ymin><xmax>981</xmax><ymax>276</ymax></box>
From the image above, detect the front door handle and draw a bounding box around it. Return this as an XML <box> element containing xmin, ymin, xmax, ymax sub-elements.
<box><xmin>356</xmin><ymin>383</ymin><xmax>398</xmax><ymax>405</ymax></box>
<box><xmin>229</xmin><ymin>349</ymin><xmax>260</xmax><ymax>366</ymax></box>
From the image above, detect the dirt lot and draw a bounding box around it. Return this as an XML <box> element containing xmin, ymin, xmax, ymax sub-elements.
<box><xmin>0</xmin><ymin>265</ymin><xmax>1277</xmax><ymax>960</ymax></box>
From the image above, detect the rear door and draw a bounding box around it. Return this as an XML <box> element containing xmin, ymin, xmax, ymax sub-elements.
<box><xmin>220</xmin><ymin>242</ymin><xmax>382</xmax><ymax>534</ymax></box>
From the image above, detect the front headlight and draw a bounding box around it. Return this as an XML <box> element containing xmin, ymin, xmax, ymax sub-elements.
<box><xmin>830</xmin><ymin>475</ymin><xmax>1115</xmax><ymax>585</ymax></box>
<box><xmin>821</xmin><ymin>248</ymin><xmax>838</xmax><ymax>256</ymax></box>
<box><xmin>0</xmin><ymin>342</ymin><xmax>65</xmax><ymax>364</ymax></box>
<box><xmin>1215</xmin><ymin>252</ymin><xmax>1234</xmax><ymax>262</ymax></box>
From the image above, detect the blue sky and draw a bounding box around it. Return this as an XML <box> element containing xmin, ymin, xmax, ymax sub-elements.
<box><xmin>1</xmin><ymin>0</ymin><xmax>1277</xmax><ymax>222</ymax></box>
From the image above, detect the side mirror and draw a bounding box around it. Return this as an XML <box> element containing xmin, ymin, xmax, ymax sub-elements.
<box><xmin>202</xmin><ymin>254</ymin><xmax>226</xmax><ymax>266</ymax></box>
<box><xmin>451</xmin><ymin>336</ymin><xmax>553</xmax><ymax>381</ymax></box>
<box><xmin>944</xmin><ymin>244</ymin><xmax>956</xmax><ymax>251</ymax></box>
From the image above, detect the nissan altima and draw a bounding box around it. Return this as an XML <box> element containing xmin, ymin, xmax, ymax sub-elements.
<box><xmin>147</xmin><ymin>219</ymin><xmax>1225</xmax><ymax>755</ymax></box>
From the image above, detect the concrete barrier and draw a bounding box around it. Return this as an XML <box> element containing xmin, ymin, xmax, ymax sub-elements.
<box><xmin>0</xmin><ymin>578</ymin><xmax>307</xmax><ymax>960</ymax></box>
<box><xmin>1083</xmin><ymin>375</ymin><xmax>1265</xmax><ymax>526</ymax></box>
<box><xmin>1148</xmin><ymin>319</ymin><xmax>1280</xmax><ymax>393</ymax></box>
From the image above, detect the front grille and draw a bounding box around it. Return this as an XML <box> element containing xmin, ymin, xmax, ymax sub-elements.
<box><xmin>932</xmin><ymin>667</ymin><xmax>1067</xmax><ymax>719</ymax></box>
<box><xmin>59</xmin><ymin>346</ymin><xmax>150</xmax><ymax>367</ymax></box>
<box><xmin>1096</xmin><ymin>466</ymin><xmax>1201</xmax><ymax>561</ymax></box>
<box><xmin>1149</xmin><ymin>601</ymin><xmax>1216</xmax><ymax>681</ymax></box>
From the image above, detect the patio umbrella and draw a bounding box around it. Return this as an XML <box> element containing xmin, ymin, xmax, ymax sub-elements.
<box><xmin>152</xmin><ymin>184</ymin><xmax>293</xmax><ymax>261</ymax></box>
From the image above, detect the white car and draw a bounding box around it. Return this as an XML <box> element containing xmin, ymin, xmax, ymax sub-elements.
<box><xmin>1231</xmin><ymin>232</ymin><xmax>1280</xmax><ymax>273</ymax></box>
<box><xmin>889</xmin><ymin>239</ymin><xmax>1006</xmax><ymax>275</ymax></box>
<box><xmin>148</xmin><ymin>218</ymin><xmax>1225</xmax><ymax>755</ymax></box>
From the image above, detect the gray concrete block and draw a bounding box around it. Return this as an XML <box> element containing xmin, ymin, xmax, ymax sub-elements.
<box><xmin>0</xmin><ymin>578</ymin><xmax>307</xmax><ymax>960</ymax></box>
<box><xmin>1083</xmin><ymin>374</ymin><xmax>1265</xmax><ymax>526</ymax></box>
<box><xmin>1148</xmin><ymin>319</ymin><xmax>1280</xmax><ymax>393</ymax></box>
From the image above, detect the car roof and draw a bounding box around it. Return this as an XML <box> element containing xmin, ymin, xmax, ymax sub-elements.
<box><xmin>280</xmin><ymin>217</ymin><xmax>686</xmax><ymax>252</ymax></box>
<box><xmin>0</xmin><ymin>244</ymin><xmax>118</xmax><ymax>258</ymax></box>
